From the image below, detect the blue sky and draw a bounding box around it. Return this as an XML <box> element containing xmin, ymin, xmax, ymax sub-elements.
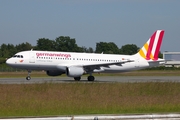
<box><xmin>0</xmin><ymin>0</ymin><xmax>180</xmax><ymax>52</ymax></box>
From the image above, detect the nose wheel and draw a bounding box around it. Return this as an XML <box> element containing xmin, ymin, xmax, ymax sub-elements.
<box><xmin>26</xmin><ymin>70</ymin><xmax>31</xmax><ymax>80</ymax></box>
<box><xmin>26</xmin><ymin>76</ymin><xmax>31</xmax><ymax>80</ymax></box>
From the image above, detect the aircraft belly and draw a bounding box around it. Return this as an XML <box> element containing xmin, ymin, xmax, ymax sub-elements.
<box><xmin>11</xmin><ymin>63</ymin><xmax>57</xmax><ymax>71</ymax></box>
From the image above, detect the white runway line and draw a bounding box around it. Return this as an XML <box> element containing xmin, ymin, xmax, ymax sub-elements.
<box><xmin>2</xmin><ymin>114</ymin><xmax>180</xmax><ymax>120</ymax></box>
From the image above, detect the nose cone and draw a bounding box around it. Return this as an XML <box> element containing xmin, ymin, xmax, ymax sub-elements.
<box><xmin>6</xmin><ymin>58</ymin><xmax>14</xmax><ymax>66</ymax></box>
<box><xmin>6</xmin><ymin>58</ymin><xmax>10</xmax><ymax>65</ymax></box>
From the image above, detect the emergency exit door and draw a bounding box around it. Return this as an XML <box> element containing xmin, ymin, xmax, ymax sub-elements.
<box><xmin>29</xmin><ymin>52</ymin><xmax>35</xmax><ymax>63</ymax></box>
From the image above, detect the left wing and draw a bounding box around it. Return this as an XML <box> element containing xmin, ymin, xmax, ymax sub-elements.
<box><xmin>81</xmin><ymin>59</ymin><xmax>134</xmax><ymax>72</ymax></box>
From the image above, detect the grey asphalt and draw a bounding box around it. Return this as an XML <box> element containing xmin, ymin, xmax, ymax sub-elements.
<box><xmin>0</xmin><ymin>76</ymin><xmax>180</xmax><ymax>84</ymax></box>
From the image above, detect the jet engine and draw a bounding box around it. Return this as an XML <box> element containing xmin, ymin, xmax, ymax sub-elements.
<box><xmin>66</xmin><ymin>66</ymin><xmax>84</xmax><ymax>77</ymax></box>
<box><xmin>46</xmin><ymin>70</ymin><xmax>64</xmax><ymax>76</ymax></box>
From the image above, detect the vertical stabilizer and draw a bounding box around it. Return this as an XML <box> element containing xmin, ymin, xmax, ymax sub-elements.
<box><xmin>137</xmin><ymin>30</ymin><xmax>164</xmax><ymax>61</ymax></box>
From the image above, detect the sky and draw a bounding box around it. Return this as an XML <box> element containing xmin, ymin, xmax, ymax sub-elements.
<box><xmin>0</xmin><ymin>0</ymin><xmax>180</xmax><ymax>52</ymax></box>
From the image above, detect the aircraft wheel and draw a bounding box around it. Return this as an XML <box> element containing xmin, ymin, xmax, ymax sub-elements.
<box><xmin>26</xmin><ymin>76</ymin><xmax>31</xmax><ymax>80</ymax></box>
<box><xmin>88</xmin><ymin>76</ymin><xmax>95</xmax><ymax>81</ymax></box>
<box><xmin>74</xmin><ymin>77</ymin><xmax>81</xmax><ymax>81</ymax></box>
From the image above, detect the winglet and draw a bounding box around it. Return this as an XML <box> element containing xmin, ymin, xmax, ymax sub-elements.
<box><xmin>138</xmin><ymin>30</ymin><xmax>164</xmax><ymax>61</ymax></box>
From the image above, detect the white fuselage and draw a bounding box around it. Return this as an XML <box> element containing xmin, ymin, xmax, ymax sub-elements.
<box><xmin>6</xmin><ymin>50</ymin><xmax>152</xmax><ymax>73</ymax></box>
<box><xmin>5</xmin><ymin>30</ymin><xmax>165</xmax><ymax>81</ymax></box>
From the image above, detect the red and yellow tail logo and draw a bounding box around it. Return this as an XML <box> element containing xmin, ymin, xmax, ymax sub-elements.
<box><xmin>138</xmin><ymin>30</ymin><xmax>164</xmax><ymax>61</ymax></box>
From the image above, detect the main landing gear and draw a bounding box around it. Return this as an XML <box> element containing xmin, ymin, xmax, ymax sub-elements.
<box><xmin>88</xmin><ymin>73</ymin><xmax>95</xmax><ymax>81</ymax></box>
<box><xmin>74</xmin><ymin>77</ymin><xmax>81</xmax><ymax>81</ymax></box>
<box><xmin>87</xmin><ymin>75</ymin><xmax>95</xmax><ymax>81</ymax></box>
<box><xmin>26</xmin><ymin>70</ymin><xmax>31</xmax><ymax>80</ymax></box>
<box><xmin>74</xmin><ymin>75</ymin><xmax>95</xmax><ymax>81</ymax></box>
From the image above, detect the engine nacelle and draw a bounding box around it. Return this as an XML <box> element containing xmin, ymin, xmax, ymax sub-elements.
<box><xmin>46</xmin><ymin>70</ymin><xmax>64</xmax><ymax>76</ymax></box>
<box><xmin>66</xmin><ymin>66</ymin><xmax>84</xmax><ymax>77</ymax></box>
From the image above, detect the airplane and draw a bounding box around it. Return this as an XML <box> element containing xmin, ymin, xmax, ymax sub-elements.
<box><xmin>6</xmin><ymin>30</ymin><xmax>165</xmax><ymax>81</ymax></box>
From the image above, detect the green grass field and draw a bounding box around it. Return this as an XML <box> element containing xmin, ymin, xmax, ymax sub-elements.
<box><xmin>0</xmin><ymin>71</ymin><xmax>180</xmax><ymax>117</ymax></box>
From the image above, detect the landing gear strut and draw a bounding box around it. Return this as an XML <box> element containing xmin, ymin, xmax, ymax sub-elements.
<box><xmin>26</xmin><ymin>70</ymin><xmax>31</xmax><ymax>80</ymax></box>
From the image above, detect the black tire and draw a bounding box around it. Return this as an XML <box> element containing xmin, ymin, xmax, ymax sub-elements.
<box><xmin>26</xmin><ymin>76</ymin><xmax>31</xmax><ymax>80</ymax></box>
<box><xmin>74</xmin><ymin>77</ymin><xmax>81</xmax><ymax>81</ymax></box>
<box><xmin>88</xmin><ymin>76</ymin><xmax>95</xmax><ymax>81</ymax></box>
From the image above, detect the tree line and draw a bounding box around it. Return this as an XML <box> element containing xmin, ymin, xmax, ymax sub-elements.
<box><xmin>0</xmin><ymin>36</ymin><xmax>141</xmax><ymax>59</ymax></box>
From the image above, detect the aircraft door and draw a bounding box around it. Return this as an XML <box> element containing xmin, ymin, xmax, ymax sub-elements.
<box><xmin>29</xmin><ymin>52</ymin><xmax>35</xmax><ymax>63</ymax></box>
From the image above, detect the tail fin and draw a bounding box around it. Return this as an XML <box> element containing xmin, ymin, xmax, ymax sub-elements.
<box><xmin>138</xmin><ymin>30</ymin><xmax>164</xmax><ymax>61</ymax></box>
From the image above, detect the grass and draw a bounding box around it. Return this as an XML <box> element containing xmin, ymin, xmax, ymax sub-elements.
<box><xmin>0</xmin><ymin>82</ymin><xmax>180</xmax><ymax>117</ymax></box>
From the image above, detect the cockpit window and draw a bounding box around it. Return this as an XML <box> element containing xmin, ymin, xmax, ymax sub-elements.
<box><xmin>13</xmin><ymin>55</ymin><xmax>23</xmax><ymax>58</ymax></box>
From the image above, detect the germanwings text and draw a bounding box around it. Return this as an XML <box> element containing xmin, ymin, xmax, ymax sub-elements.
<box><xmin>36</xmin><ymin>53</ymin><xmax>71</xmax><ymax>58</ymax></box>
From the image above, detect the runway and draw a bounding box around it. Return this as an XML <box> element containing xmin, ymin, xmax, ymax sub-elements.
<box><xmin>0</xmin><ymin>76</ymin><xmax>180</xmax><ymax>84</ymax></box>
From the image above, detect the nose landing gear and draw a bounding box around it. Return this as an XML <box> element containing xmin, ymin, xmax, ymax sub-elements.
<box><xmin>26</xmin><ymin>70</ymin><xmax>31</xmax><ymax>80</ymax></box>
